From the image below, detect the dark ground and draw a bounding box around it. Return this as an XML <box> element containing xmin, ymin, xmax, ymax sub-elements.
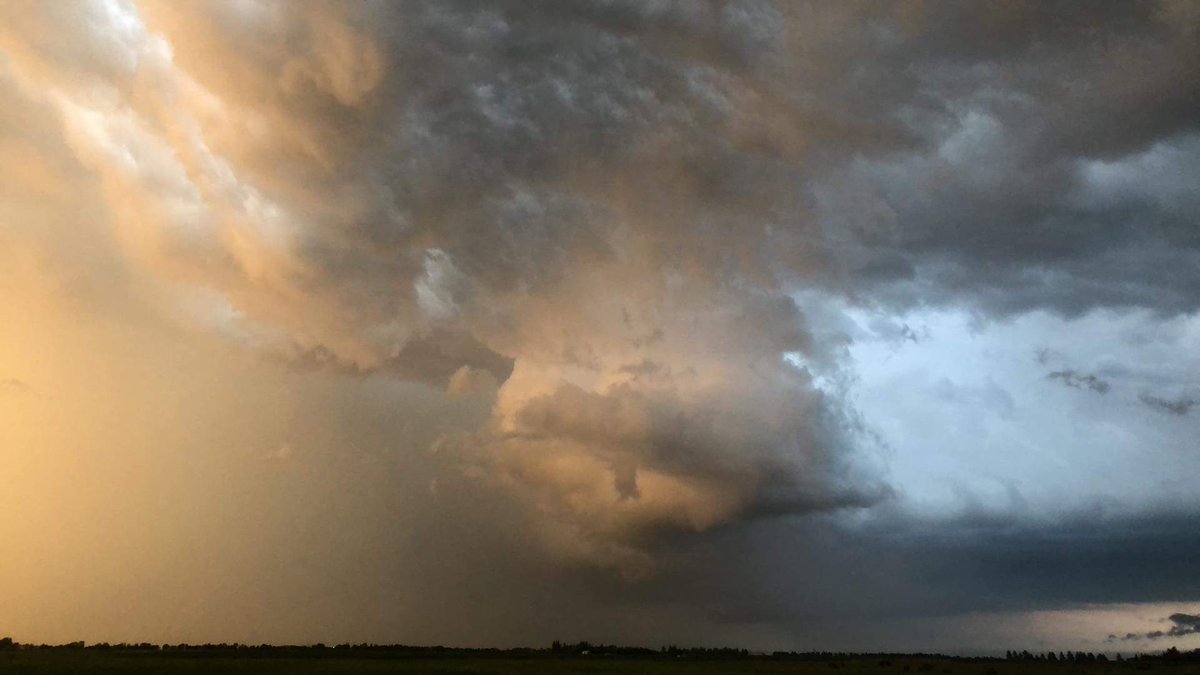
<box><xmin>2</xmin><ymin>653</ymin><xmax>1199</xmax><ymax>675</ymax></box>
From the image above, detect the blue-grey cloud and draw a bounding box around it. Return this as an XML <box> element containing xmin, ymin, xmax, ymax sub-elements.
<box><xmin>1140</xmin><ymin>393</ymin><xmax>1198</xmax><ymax>416</ymax></box>
<box><xmin>1047</xmin><ymin>370</ymin><xmax>1111</xmax><ymax>395</ymax></box>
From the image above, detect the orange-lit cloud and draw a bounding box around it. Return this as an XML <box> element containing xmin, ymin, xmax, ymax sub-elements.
<box><xmin>0</xmin><ymin>0</ymin><xmax>890</xmax><ymax>570</ymax></box>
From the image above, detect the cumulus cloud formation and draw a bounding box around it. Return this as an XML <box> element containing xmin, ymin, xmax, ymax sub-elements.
<box><xmin>0</xmin><ymin>0</ymin><xmax>903</xmax><ymax>561</ymax></box>
<box><xmin>4</xmin><ymin>0</ymin><xmax>1199</xmax><ymax>559</ymax></box>
<box><xmin>2</xmin><ymin>0</ymin><xmax>1200</xmax><ymax>648</ymax></box>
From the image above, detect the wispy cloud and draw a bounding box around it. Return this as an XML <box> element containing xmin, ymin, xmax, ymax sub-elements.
<box><xmin>1139</xmin><ymin>393</ymin><xmax>1197</xmax><ymax>416</ymax></box>
<box><xmin>1047</xmin><ymin>370</ymin><xmax>1111</xmax><ymax>394</ymax></box>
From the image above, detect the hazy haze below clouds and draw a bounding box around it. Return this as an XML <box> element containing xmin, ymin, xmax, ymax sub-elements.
<box><xmin>0</xmin><ymin>0</ymin><xmax>1198</xmax><ymax>653</ymax></box>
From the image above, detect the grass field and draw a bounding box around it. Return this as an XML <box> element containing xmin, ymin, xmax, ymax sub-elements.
<box><xmin>2</xmin><ymin>654</ymin><xmax>1199</xmax><ymax>675</ymax></box>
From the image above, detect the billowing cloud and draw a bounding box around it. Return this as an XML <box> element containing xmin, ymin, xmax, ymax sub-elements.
<box><xmin>811</xmin><ymin>2</ymin><xmax>1200</xmax><ymax>317</ymax></box>
<box><xmin>0</xmin><ymin>0</ymin><xmax>906</xmax><ymax>561</ymax></box>
<box><xmin>2</xmin><ymin>0</ymin><xmax>1199</xmax><ymax>651</ymax></box>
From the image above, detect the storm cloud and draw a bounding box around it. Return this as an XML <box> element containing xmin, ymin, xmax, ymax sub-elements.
<box><xmin>1</xmin><ymin>0</ymin><xmax>1199</xmax><ymax>653</ymax></box>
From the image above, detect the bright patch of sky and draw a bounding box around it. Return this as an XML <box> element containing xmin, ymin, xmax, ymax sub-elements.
<box><xmin>843</xmin><ymin>306</ymin><xmax>1200</xmax><ymax>519</ymax></box>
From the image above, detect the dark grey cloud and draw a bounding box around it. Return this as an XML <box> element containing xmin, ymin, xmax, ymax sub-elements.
<box><xmin>875</xmin><ymin>511</ymin><xmax>1200</xmax><ymax>613</ymax></box>
<box><xmin>809</xmin><ymin>2</ymin><xmax>1200</xmax><ymax>317</ymax></box>
<box><xmin>1110</xmin><ymin>612</ymin><xmax>1200</xmax><ymax>641</ymax></box>
<box><xmin>554</xmin><ymin>505</ymin><xmax>1200</xmax><ymax>646</ymax></box>
<box><xmin>383</xmin><ymin>330</ymin><xmax>515</xmax><ymax>389</ymax></box>
<box><xmin>1047</xmin><ymin>370</ymin><xmax>1111</xmax><ymax>395</ymax></box>
<box><xmin>1139</xmin><ymin>393</ymin><xmax>1198</xmax><ymax>416</ymax></box>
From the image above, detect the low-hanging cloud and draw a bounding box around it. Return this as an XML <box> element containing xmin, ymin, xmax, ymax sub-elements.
<box><xmin>1110</xmin><ymin>613</ymin><xmax>1200</xmax><ymax>641</ymax></box>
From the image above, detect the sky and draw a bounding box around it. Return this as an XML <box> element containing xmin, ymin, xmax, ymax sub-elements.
<box><xmin>0</xmin><ymin>0</ymin><xmax>1198</xmax><ymax>656</ymax></box>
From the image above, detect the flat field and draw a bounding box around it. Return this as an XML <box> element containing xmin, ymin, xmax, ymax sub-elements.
<box><xmin>1</xmin><ymin>654</ymin><xmax>1198</xmax><ymax>675</ymax></box>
